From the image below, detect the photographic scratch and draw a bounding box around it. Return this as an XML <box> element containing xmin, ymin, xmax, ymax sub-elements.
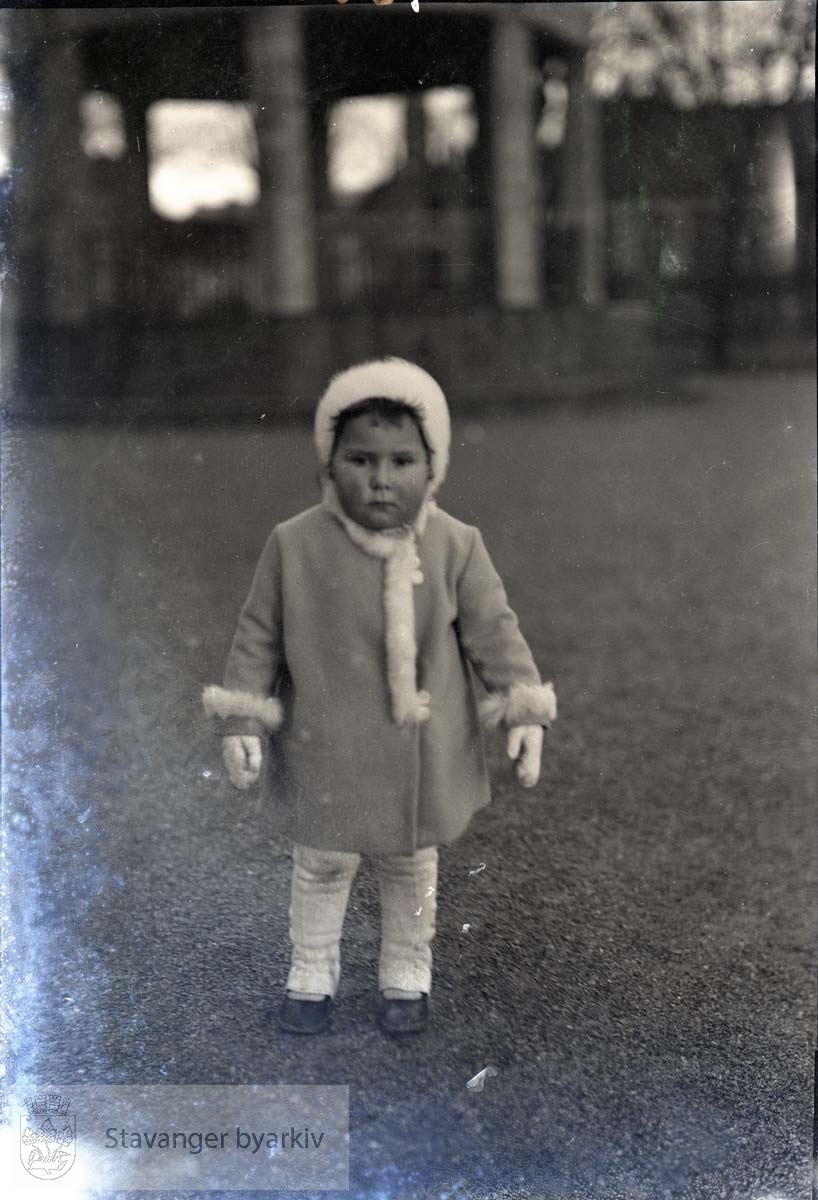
<box><xmin>466</xmin><ymin>1066</ymin><xmax>498</xmax><ymax>1091</ymax></box>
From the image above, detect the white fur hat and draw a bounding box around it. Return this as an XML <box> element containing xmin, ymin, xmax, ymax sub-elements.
<box><xmin>314</xmin><ymin>358</ymin><xmax>451</xmax><ymax>495</ymax></box>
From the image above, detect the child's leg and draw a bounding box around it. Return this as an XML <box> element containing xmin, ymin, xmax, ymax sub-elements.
<box><xmin>374</xmin><ymin>846</ymin><xmax>438</xmax><ymax>996</ymax></box>
<box><xmin>287</xmin><ymin>844</ymin><xmax>360</xmax><ymax>999</ymax></box>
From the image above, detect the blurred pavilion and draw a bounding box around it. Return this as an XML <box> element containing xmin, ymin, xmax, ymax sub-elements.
<box><xmin>2</xmin><ymin>2</ymin><xmax>814</xmax><ymax>419</ymax></box>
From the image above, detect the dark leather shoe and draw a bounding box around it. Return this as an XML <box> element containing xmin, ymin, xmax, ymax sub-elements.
<box><xmin>278</xmin><ymin>995</ymin><xmax>332</xmax><ymax>1035</ymax></box>
<box><xmin>377</xmin><ymin>994</ymin><xmax>429</xmax><ymax>1037</ymax></box>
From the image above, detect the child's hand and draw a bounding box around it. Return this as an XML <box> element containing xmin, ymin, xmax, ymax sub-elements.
<box><xmin>506</xmin><ymin>725</ymin><xmax>544</xmax><ymax>788</ymax></box>
<box><xmin>222</xmin><ymin>735</ymin><xmax>262</xmax><ymax>790</ymax></box>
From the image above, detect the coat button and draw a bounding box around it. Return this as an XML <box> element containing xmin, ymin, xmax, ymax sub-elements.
<box><xmin>412</xmin><ymin>570</ymin><xmax>424</xmax><ymax>585</ymax></box>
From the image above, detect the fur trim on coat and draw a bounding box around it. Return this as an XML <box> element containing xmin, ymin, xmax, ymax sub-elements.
<box><xmin>479</xmin><ymin>682</ymin><xmax>558</xmax><ymax>730</ymax></box>
<box><xmin>314</xmin><ymin>358</ymin><xmax>451</xmax><ymax>495</ymax></box>
<box><xmin>202</xmin><ymin>685</ymin><xmax>283</xmax><ymax>731</ymax></box>
<box><xmin>323</xmin><ymin>482</ymin><xmax>431</xmax><ymax>725</ymax></box>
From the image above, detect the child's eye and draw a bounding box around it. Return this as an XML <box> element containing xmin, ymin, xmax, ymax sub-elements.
<box><xmin>345</xmin><ymin>453</ymin><xmax>368</xmax><ymax>466</ymax></box>
<box><xmin>393</xmin><ymin>455</ymin><xmax>417</xmax><ymax>467</ymax></box>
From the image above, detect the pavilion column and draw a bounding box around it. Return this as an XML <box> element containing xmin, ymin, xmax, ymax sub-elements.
<box><xmin>244</xmin><ymin>8</ymin><xmax>318</xmax><ymax>315</ymax></box>
<box><xmin>788</xmin><ymin>103</ymin><xmax>815</xmax><ymax>331</ymax></box>
<box><xmin>39</xmin><ymin>33</ymin><xmax>91</xmax><ymax>324</ymax></box>
<box><xmin>2</xmin><ymin>19</ymin><xmax>33</xmax><ymax>391</ymax></box>
<box><xmin>489</xmin><ymin>17</ymin><xmax>543</xmax><ymax>309</ymax></box>
<box><xmin>73</xmin><ymin>94</ymin><xmax>150</xmax><ymax>317</ymax></box>
<box><xmin>559</xmin><ymin>53</ymin><xmax>606</xmax><ymax>307</ymax></box>
<box><xmin>748</xmin><ymin>109</ymin><xmax>797</xmax><ymax>275</ymax></box>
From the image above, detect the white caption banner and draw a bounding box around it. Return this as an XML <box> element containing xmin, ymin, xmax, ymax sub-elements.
<box><xmin>4</xmin><ymin>1084</ymin><xmax>349</xmax><ymax>1192</ymax></box>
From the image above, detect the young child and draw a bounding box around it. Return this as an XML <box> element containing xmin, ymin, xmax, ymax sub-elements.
<box><xmin>203</xmin><ymin>359</ymin><xmax>556</xmax><ymax>1037</ymax></box>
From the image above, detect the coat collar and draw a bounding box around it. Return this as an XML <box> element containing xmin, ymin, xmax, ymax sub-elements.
<box><xmin>321</xmin><ymin>480</ymin><xmax>435</xmax><ymax>556</ymax></box>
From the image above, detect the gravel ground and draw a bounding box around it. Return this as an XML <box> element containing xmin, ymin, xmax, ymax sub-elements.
<box><xmin>2</xmin><ymin>368</ymin><xmax>816</xmax><ymax>1199</ymax></box>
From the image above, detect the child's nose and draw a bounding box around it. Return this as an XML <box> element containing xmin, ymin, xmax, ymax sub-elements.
<box><xmin>371</xmin><ymin>461</ymin><xmax>392</xmax><ymax>489</ymax></box>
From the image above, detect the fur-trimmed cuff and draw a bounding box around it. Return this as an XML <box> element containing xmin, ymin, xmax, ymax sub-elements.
<box><xmin>202</xmin><ymin>685</ymin><xmax>283</xmax><ymax>732</ymax></box>
<box><xmin>479</xmin><ymin>682</ymin><xmax>557</xmax><ymax>730</ymax></box>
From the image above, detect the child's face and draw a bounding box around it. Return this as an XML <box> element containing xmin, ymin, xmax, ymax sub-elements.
<box><xmin>330</xmin><ymin>413</ymin><xmax>431</xmax><ymax>530</ymax></box>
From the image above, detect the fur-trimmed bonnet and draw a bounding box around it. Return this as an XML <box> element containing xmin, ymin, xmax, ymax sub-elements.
<box><xmin>314</xmin><ymin>358</ymin><xmax>451</xmax><ymax>496</ymax></box>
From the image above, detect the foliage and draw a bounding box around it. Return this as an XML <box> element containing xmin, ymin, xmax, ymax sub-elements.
<box><xmin>589</xmin><ymin>0</ymin><xmax>815</xmax><ymax>106</ymax></box>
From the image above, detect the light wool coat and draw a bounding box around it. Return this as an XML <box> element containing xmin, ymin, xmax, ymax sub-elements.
<box><xmin>209</xmin><ymin>503</ymin><xmax>552</xmax><ymax>855</ymax></box>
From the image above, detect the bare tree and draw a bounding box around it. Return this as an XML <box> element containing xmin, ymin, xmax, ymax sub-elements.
<box><xmin>589</xmin><ymin>0</ymin><xmax>815</xmax><ymax>107</ymax></box>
